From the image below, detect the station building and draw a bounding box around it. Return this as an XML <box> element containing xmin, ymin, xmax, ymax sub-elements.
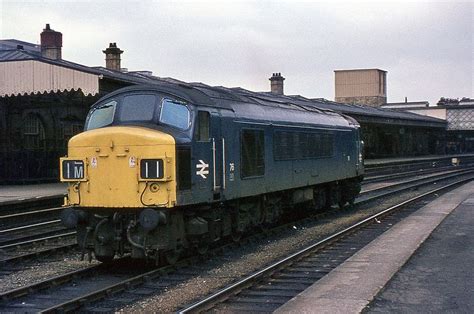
<box><xmin>0</xmin><ymin>25</ymin><xmax>448</xmax><ymax>182</ymax></box>
<box><xmin>335</xmin><ymin>69</ymin><xmax>387</xmax><ymax>107</ymax></box>
<box><xmin>0</xmin><ymin>25</ymin><xmax>157</xmax><ymax>182</ymax></box>
<box><xmin>383</xmin><ymin>98</ymin><xmax>474</xmax><ymax>153</ymax></box>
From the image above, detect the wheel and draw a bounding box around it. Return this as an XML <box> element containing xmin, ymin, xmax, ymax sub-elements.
<box><xmin>164</xmin><ymin>249</ymin><xmax>180</xmax><ymax>265</ymax></box>
<box><xmin>259</xmin><ymin>223</ymin><xmax>270</xmax><ymax>233</ymax></box>
<box><xmin>231</xmin><ymin>231</ymin><xmax>242</xmax><ymax>243</ymax></box>
<box><xmin>338</xmin><ymin>201</ymin><xmax>346</xmax><ymax>210</ymax></box>
<box><xmin>348</xmin><ymin>198</ymin><xmax>356</xmax><ymax>207</ymax></box>
<box><xmin>196</xmin><ymin>242</ymin><xmax>209</xmax><ymax>255</ymax></box>
<box><xmin>95</xmin><ymin>254</ymin><xmax>114</xmax><ymax>263</ymax></box>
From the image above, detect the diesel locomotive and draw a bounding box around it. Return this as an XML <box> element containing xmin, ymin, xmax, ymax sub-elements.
<box><xmin>60</xmin><ymin>82</ymin><xmax>364</xmax><ymax>263</ymax></box>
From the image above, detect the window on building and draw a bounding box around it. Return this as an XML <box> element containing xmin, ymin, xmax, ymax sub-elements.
<box><xmin>383</xmin><ymin>72</ymin><xmax>387</xmax><ymax>95</ymax></box>
<box><xmin>194</xmin><ymin>111</ymin><xmax>210</xmax><ymax>141</ymax></box>
<box><xmin>23</xmin><ymin>114</ymin><xmax>45</xmax><ymax>149</ymax></box>
<box><xmin>241</xmin><ymin>129</ymin><xmax>265</xmax><ymax>178</ymax></box>
<box><xmin>379</xmin><ymin>71</ymin><xmax>386</xmax><ymax>96</ymax></box>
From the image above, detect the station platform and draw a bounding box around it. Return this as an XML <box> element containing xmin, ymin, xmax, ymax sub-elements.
<box><xmin>0</xmin><ymin>183</ymin><xmax>66</xmax><ymax>205</ymax></box>
<box><xmin>364</xmin><ymin>153</ymin><xmax>474</xmax><ymax>166</ymax></box>
<box><xmin>275</xmin><ymin>181</ymin><xmax>474</xmax><ymax>313</ymax></box>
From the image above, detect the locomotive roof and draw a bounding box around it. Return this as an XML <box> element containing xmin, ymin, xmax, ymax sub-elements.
<box><xmin>100</xmin><ymin>82</ymin><xmax>357</xmax><ymax>129</ymax></box>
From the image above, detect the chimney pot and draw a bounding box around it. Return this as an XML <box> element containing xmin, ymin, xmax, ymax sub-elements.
<box><xmin>269</xmin><ymin>72</ymin><xmax>285</xmax><ymax>95</ymax></box>
<box><xmin>40</xmin><ymin>23</ymin><xmax>62</xmax><ymax>60</ymax></box>
<box><xmin>103</xmin><ymin>42</ymin><xmax>124</xmax><ymax>71</ymax></box>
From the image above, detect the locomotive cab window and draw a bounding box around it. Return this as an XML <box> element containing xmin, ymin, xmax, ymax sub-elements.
<box><xmin>241</xmin><ymin>129</ymin><xmax>265</xmax><ymax>178</ymax></box>
<box><xmin>160</xmin><ymin>99</ymin><xmax>190</xmax><ymax>130</ymax></box>
<box><xmin>194</xmin><ymin>111</ymin><xmax>210</xmax><ymax>141</ymax></box>
<box><xmin>119</xmin><ymin>94</ymin><xmax>157</xmax><ymax>122</ymax></box>
<box><xmin>86</xmin><ymin>100</ymin><xmax>117</xmax><ymax>130</ymax></box>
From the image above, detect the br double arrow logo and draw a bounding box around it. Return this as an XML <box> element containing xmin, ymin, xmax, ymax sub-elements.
<box><xmin>196</xmin><ymin>160</ymin><xmax>209</xmax><ymax>179</ymax></box>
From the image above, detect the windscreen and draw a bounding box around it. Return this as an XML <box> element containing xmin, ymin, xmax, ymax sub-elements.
<box><xmin>86</xmin><ymin>100</ymin><xmax>117</xmax><ymax>130</ymax></box>
<box><xmin>119</xmin><ymin>94</ymin><xmax>157</xmax><ymax>122</ymax></box>
<box><xmin>85</xmin><ymin>93</ymin><xmax>191</xmax><ymax>131</ymax></box>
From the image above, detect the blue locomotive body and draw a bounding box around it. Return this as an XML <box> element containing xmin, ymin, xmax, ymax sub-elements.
<box><xmin>61</xmin><ymin>82</ymin><xmax>364</xmax><ymax>262</ymax></box>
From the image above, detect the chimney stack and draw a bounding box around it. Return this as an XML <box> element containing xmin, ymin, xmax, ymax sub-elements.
<box><xmin>103</xmin><ymin>43</ymin><xmax>123</xmax><ymax>71</ymax></box>
<box><xmin>269</xmin><ymin>72</ymin><xmax>285</xmax><ymax>95</ymax></box>
<box><xmin>40</xmin><ymin>24</ymin><xmax>62</xmax><ymax>60</ymax></box>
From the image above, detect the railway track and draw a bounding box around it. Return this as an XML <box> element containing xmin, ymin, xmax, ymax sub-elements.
<box><xmin>0</xmin><ymin>195</ymin><xmax>64</xmax><ymax>216</ymax></box>
<box><xmin>178</xmin><ymin>177</ymin><xmax>473</xmax><ymax>313</ymax></box>
<box><xmin>0</xmin><ymin>219</ymin><xmax>74</xmax><ymax>252</ymax></box>
<box><xmin>0</xmin><ymin>205</ymin><xmax>66</xmax><ymax>241</ymax></box>
<box><xmin>363</xmin><ymin>162</ymin><xmax>474</xmax><ymax>183</ymax></box>
<box><xmin>0</xmin><ymin>234</ymin><xmax>77</xmax><ymax>265</ymax></box>
<box><xmin>358</xmin><ymin>167</ymin><xmax>474</xmax><ymax>202</ymax></box>
<box><xmin>0</xmin><ymin>206</ymin><xmax>63</xmax><ymax>227</ymax></box>
<box><xmin>0</xmin><ymin>205</ymin><xmax>76</xmax><ymax>265</ymax></box>
<box><xmin>1</xmin><ymin>167</ymin><xmax>472</xmax><ymax>312</ymax></box>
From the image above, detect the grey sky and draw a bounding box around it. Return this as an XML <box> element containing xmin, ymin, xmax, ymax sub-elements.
<box><xmin>1</xmin><ymin>0</ymin><xmax>472</xmax><ymax>105</ymax></box>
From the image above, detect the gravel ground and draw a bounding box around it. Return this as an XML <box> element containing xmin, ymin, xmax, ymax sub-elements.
<box><xmin>121</xmin><ymin>190</ymin><xmax>427</xmax><ymax>312</ymax></box>
<box><xmin>0</xmin><ymin>250</ymin><xmax>97</xmax><ymax>293</ymax></box>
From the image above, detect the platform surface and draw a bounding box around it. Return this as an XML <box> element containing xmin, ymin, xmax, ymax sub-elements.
<box><xmin>367</xmin><ymin>191</ymin><xmax>474</xmax><ymax>313</ymax></box>
<box><xmin>275</xmin><ymin>181</ymin><xmax>474</xmax><ymax>314</ymax></box>
<box><xmin>0</xmin><ymin>183</ymin><xmax>66</xmax><ymax>204</ymax></box>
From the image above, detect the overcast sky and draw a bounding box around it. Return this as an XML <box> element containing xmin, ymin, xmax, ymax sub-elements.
<box><xmin>1</xmin><ymin>0</ymin><xmax>472</xmax><ymax>105</ymax></box>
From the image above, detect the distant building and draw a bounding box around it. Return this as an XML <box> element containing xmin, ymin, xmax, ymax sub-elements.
<box><xmin>384</xmin><ymin>98</ymin><xmax>474</xmax><ymax>153</ymax></box>
<box><xmin>335</xmin><ymin>68</ymin><xmax>387</xmax><ymax>107</ymax></box>
<box><xmin>382</xmin><ymin>100</ymin><xmax>447</xmax><ymax>121</ymax></box>
<box><xmin>436</xmin><ymin>97</ymin><xmax>474</xmax><ymax>106</ymax></box>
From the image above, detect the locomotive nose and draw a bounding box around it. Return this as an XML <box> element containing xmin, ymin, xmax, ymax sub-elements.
<box><xmin>61</xmin><ymin>126</ymin><xmax>176</xmax><ymax>209</ymax></box>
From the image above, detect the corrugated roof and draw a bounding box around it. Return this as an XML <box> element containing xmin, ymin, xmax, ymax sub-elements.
<box><xmin>0</xmin><ymin>49</ymin><xmax>35</xmax><ymax>61</ymax></box>
<box><xmin>0</xmin><ymin>49</ymin><xmax>37</xmax><ymax>61</ymax></box>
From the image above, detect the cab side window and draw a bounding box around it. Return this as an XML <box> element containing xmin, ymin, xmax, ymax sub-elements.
<box><xmin>195</xmin><ymin>111</ymin><xmax>210</xmax><ymax>141</ymax></box>
<box><xmin>160</xmin><ymin>99</ymin><xmax>190</xmax><ymax>130</ymax></box>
